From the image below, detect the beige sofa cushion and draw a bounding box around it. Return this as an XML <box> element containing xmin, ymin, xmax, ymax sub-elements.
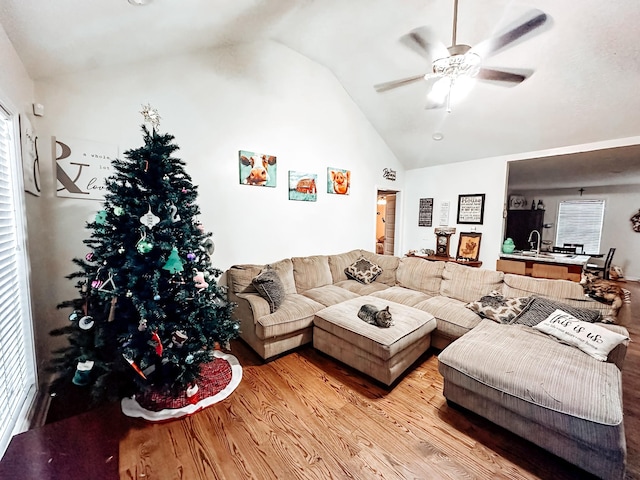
<box><xmin>334</xmin><ymin>279</ymin><xmax>389</xmax><ymax>296</ymax></box>
<box><xmin>361</xmin><ymin>252</ymin><xmax>400</xmax><ymax>286</ymax></box>
<box><xmin>440</xmin><ymin>262</ymin><xmax>504</xmax><ymax>303</ymax></box>
<box><xmin>414</xmin><ymin>296</ymin><xmax>482</xmax><ymax>341</ymax></box>
<box><xmin>328</xmin><ymin>249</ymin><xmax>364</xmax><ymax>283</ymax></box>
<box><xmin>255</xmin><ymin>293</ymin><xmax>325</xmax><ymax>340</ymax></box>
<box><xmin>227</xmin><ymin>264</ymin><xmax>262</xmax><ymax>295</ymax></box>
<box><xmin>292</xmin><ymin>255</ymin><xmax>332</xmax><ymax>292</ymax></box>
<box><xmin>501</xmin><ymin>274</ymin><xmax>618</xmax><ymax>322</ymax></box>
<box><xmin>370</xmin><ymin>286</ymin><xmax>431</xmax><ymax>307</ymax></box>
<box><xmin>396</xmin><ymin>257</ymin><xmax>444</xmax><ymax>296</ymax></box>
<box><xmin>268</xmin><ymin>258</ymin><xmax>297</xmax><ymax>295</ymax></box>
<box><xmin>301</xmin><ymin>285</ymin><xmax>360</xmax><ymax>307</ymax></box>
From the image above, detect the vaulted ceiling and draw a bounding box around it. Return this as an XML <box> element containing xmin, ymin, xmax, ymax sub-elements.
<box><xmin>1</xmin><ymin>0</ymin><xmax>640</xmax><ymax>175</ymax></box>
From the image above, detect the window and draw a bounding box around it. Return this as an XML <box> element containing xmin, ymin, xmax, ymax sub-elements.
<box><xmin>555</xmin><ymin>200</ymin><xmax>605</xmax><ymax>254</ymax></box>
<box><xmin>0</xmin><ymin>104</ymin><xmax>36</xmax><ymax>458</ymax></box>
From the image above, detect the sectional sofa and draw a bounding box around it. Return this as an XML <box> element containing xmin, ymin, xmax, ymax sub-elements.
<box><xmin>226</xmin><ymin>249</ymin><xmax>629</xmax><ymax>479</ymax></box>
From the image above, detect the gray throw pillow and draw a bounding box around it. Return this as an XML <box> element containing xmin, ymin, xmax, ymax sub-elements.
<box><xmin>509</xmin><ymin>296</ymin><xmax>601</xmax><ymax>327</ymax></box>
<box><xmin>252</xmin><ymin>268</ymin><xmax>285</xmax><ymax>313</ymax></box>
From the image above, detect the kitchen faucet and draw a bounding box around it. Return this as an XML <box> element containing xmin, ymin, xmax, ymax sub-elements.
<box><xmin>528</xmin><ymin>230</ymin><xmax>541</xmax><ymax>255</ymax></box>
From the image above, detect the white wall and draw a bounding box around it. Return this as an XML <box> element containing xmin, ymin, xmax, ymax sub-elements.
<box><xmin>403</xmin><ymin>157</ymin><xmax>508</xmax><ymax>269</ymax></box>
<box><xmin>511</xmin><ymin>185</ymin><xmax>640</xmax><ymax>280</ymax></box>
<box><xmin>30</xmin><ymin>41</ymin><xmax>403</xmax><ymax>371</ymax></box>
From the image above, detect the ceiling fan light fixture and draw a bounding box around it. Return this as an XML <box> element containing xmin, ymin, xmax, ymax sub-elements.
<box><xmin>128</xmin><ymin>0</ymin><xmax>152</xmax><ymax>5</ymax></box>
<box><xmin>432</xmin><ymin>51</ymin><xmax>481</xmax><ymax>79</ymax></box>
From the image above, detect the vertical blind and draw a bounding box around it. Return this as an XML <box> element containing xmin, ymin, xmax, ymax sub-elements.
<box><xmin>555</xmin><ymin>199</ymin><xmax>605</xmax><ymax>254</ymax></box>
<box><xmin>0</xmin><ymin>105</ymin><xmax>36</xmax><ymax>459</ymax></box>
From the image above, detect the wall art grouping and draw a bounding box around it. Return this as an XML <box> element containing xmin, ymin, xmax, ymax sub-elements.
<box><xmin>239</xmin><ymin>150</ymin><xmax>351</xmax><ymax>201</ymax></box>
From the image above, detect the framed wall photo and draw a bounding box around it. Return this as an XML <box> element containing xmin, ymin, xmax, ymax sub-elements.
<box><xmin>418</xmin><ymin>198</ymin><xmax>433</xmax><ymax>227</ymax></box>
<box><xmin>456</xmin><ymin>232</ymin><xmax>482</xmax><ymax>261</ymax></box>
<box><xmin>457</xmin><ymin>193</ymin><xmax>485</xmax><ymax>224</ymax></box>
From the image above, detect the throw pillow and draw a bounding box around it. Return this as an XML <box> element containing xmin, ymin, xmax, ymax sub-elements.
<box><xmin>534</xmin><ymin>309</ymin><xmax>629</xmax><ymax>361</ymax></box>
<box><xmin>252</xmin><ymin>267</ymin><xmax>285</xmax><ymax>313</ymax></box>
<box><xmin>509</xmin><ymin>296</ymin><xmax>601</xmax><ymax>327</ymax></box>
<box><xmin>344</xmin><ymin>257</ymin><xmax>383</xmax><ymax>285</ymax></box>
<box><xmin>466</xmin><ymin>291</ymin><xmax>532</xmax><ymax>324</ymax></box>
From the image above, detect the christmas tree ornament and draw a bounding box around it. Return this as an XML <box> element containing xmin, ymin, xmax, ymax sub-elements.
<box><xmin>113</xmin><ymin>206</ymin><xmax>124</xmax><ymax>216</ymax></box>
<box><xmin>186</xmin><ymin>384</ymin><xmax>199</xmax><ymax>405</ymax></box>
<box><xmin>69</xmin><ymin>311</ymin><xmax>81</xmax><ymax>322</ymax></box>
<box><xmin>108</xmin><ymin>296</ymin><xmax>118</xmax><ymax>322</ymax></box>
<box><xmin>193</xmin><ymin>271</ymin><xmax>209</xmax><ymax>291</ymax></box>
<box><xmin>186</xmin><ymin>252</ymin><xmax>196</xmax><ymax>261</ymax></box>
<box><xmin>81</xmin><ymin>282</ymin><xmax>88</xmax><ymax>293</ymax></box>
<box><xmin>79</xmin><ymin>316</ymin><xmax>95</xmax><ymax>330</ymax></box>
<box><xmin>169</xmin><ymin>204</ymin><xmax>181</xmax><ymax>223</ymax></box>
<box><xmin>85</xmin><ymin>252</ymin><xmax>95</xmax><ymax>262</ymax></box>
<box><xmin>185</xmin><ymin>354</ymin><xmax>194</xmax><ymax>364</ymax></box>
<box><xmin>151</xmin><ymin>330</ymin><xmax>163</xmax><ymax>356</ymax></box>
<box><xmin>98</xmin><ymin>271</ymin><xmax>116</xmax><ymax>292</ymax></box>
<box><xmin>170</xmin><ymin>330</ymin><xmax>188</xmax><ymax>348</ymax></box>
<box><xmin>138</xmin><ymin>319</ymin><xmax>148</xmax><ymax>331</ymax></box>
<box><xmin>153</xmin><ymin>294</ymin><xmax>161</xmax><ymax>301</ymax></box>
<box><xmin>95</xmin><ymin>210</ymin><xmax>107</xmax><ymax>225</ymax></box>
<box><xmin>123</xmin><ymin>354</ymin><xmax>147</xmax><ymax>379</ymax></box>
<box><xmin>126</xmin><ymin>290</ymin><xmax>133</xmax><ymax>297</ymax></box>
<box><xmin>136</xmin><ymin>231</ymin><xmax>154</xmax><ymax>254</ymax></box>
<box><xmin>140</xmin><ymin>205</ymin><xmax>160</xmax><ymax>229</ymax></box>
<box><xmin>118</xmin><ymin>247</ymin><xmax>125</xmax><ymax>254</ymax></box>
<box><xmin>72</xmin><ymin>360</ymin><xmax>95</xmax><ymax>386</ymax></box>
<box><xmin>91</xmin><ymin>279</ymin><xmax>103</xmax><ymax>289</ymax></box>
<box><xmin>201</xmin><ymin>238</ymin><xmax>215</xmax><ymax>256</ymax></box>
<box><xmin>163</xmin><ymin>175</ymin><xmax>169</xmax><ymax>181</ymax></box>
<box><xmin>162</xmin><ymin>247</ymin><xmax>184</xmax><ymax>274</ymax></box>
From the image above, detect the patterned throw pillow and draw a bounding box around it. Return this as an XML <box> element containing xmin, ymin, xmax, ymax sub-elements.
<box><xmin>510</xmin><ymin>296</ymin><xmax>601</xmax><ymax>327</ymax></box>
<box><xmin>466</xmin><ymin>291</ymin><xmax>532</xmax><ymax>324</ymax></box>
<box><xmin>252</xmin><ymin>267</ymin><xmax>285</xmax><ymax>313</ymax></box>
<box><xmin>344</xmin><ymin>257</ymin><xmax>383</xmax><ymax>285</ymax></box>
<box><xmin>534</xmin><ymin>309</ymin><xmax>629</xmax><ymax>361</ymax></box>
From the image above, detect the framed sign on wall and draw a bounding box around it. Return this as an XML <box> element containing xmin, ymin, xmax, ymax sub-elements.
<box><xmin>457</xmin><ymin>193</ymin><xmax>485</xmax><ymax>225</ymax></box>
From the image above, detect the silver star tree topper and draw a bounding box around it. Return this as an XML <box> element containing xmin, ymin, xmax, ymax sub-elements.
<box><xmin>140</xmin><ymin>104</ymin><xmax>161</xmax><ymax>129</ymax></box>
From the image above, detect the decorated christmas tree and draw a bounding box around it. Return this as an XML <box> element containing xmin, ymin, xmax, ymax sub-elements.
<box><xmin>50</xmin><ymin>106</ymin><xmax>239</xmax><ymax>408</ymax></box>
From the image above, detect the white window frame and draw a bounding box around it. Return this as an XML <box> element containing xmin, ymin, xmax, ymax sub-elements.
<box><xmin>0</xmin><ymin>97</ymin><xmax>37</xmax><ymax>460</ymax></box>
<box><xmin>555</xmin><ymin>199</ymin><xmax>605</xmax><ymax>254</ymax></box>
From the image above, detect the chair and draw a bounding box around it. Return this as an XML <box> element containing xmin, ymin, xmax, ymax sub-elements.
<box><xmin>552</xmin><ymin>246</ymin><xmax>576</xmax><ymax>254</ymax></box>
<box><xmin>563</xmin><ymin>243</ymin><xmax>584</xmax><ymax>254</ymax></box>
<box><xmin>586</xmin><ymin>247</ymin><xmax>615</xmax><ymax>279</ymax></box>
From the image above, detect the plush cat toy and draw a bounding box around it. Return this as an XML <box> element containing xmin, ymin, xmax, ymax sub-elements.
<box><xmin>357</xmin><ymin>304</ymin><xmax>394</xmax><ymax>328</ymax></box>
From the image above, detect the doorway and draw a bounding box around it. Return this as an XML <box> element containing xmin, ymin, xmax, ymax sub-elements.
<box><xmin>376</xmin><ymin>190</ymin><xmax>397</xmax><ymax>255</ymax></box>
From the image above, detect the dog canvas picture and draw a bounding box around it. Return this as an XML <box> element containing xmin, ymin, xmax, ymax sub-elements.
<box><xmin>327</xmin><ymin>167</ymin><xmax>350</xmax><ymax>195</ymax></box>
<box><xmin>239</xmin><ymin>150</ymin><xmax>277</xmax><ymax>187</ymax></box>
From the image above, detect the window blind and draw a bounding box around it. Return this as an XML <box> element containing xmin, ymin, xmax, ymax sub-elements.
<box><xmin>555</xmin><ymin>199</ymin><xmax>605</xmax><ymax>254</ymax></box>
<box><xmin>0</xmin><ymin>106</ymin><xmax>36</xmax><ymax>459</ymax></box>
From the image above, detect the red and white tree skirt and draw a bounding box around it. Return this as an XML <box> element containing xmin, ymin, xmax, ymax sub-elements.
<box><xmin>121</xmin><ymin>350</ymin><xmax>242</xmax><ymax>422</ymax></box>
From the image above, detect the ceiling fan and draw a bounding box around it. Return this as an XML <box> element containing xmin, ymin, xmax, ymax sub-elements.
<box><xmin>374</xmin><ymin>0</ymin><xmax>549</xmax><ymax>112</ymax></box>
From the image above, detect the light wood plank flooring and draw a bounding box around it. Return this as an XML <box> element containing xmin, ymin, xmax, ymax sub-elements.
<box><xmin>2</xmin><ymin>281</ymin><xmax>638</xmax><ymax>479</ymax></box>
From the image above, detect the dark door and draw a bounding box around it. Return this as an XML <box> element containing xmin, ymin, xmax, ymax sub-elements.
<box><xmin>506</xmin><ymin>210</ymin><xmax>545</xmax><ymax>250</ymax></box>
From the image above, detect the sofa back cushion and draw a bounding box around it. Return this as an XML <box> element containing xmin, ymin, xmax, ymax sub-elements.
<box><xmin>227</xmin><ymin>259</ymin><xmax>297</xmax><ymax>296</ymax></box>
<box><xmin>292</xmin><ymin>255</ymin><xmax>332</xmax><ymax>292</ymax></box>
<box><xmin>440</xmin><ymin>262</ymin><xmax>504</xmax><ymax>303</ymax></box>
<box><xmin>328</xmin><ymin>249</ymin><xmax>364</xmax><ymax>283</ymax></box>
<box><xmin>360</xmin><ymin>251</ymin><xmax>399</xmax><ymax>286</ymax></box>
<box><xmin>396</xmin><ymin>257</ymin><xmax>444</xmax><ymax>296</ymax></box>
<box><xmin>501</xmin><ymin>273</ymin><xmax>617</xmax><ymax>321</ymax></box>
<box><xmin>227</xmin><ymin>264</ymin><xmax>262</xmax><ymax>295</ymax></box>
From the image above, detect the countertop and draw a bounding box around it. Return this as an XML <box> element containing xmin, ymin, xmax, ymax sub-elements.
<box><xmin>500</xmin><ymin>252</ymin><xmax>591</xmax><ymax>266</ymax></box>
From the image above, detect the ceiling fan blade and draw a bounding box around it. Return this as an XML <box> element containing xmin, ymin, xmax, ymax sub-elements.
<box><xmin>374</xmin><ymin>74</ymin><xmax>427</xmax><ymax>92</ymax></box>
<box><xmin>474</xmin><ymin>10</ymin><xmax>548</xmax><ymax>58</ymax></box>
<box><xmin>477</xmin><ymin>68</ymin><xmax>533</xmax><ymax>85</ymax></box>
<box><xmin>399</xmin><ymin>26</ymin><xmax>449</xmax><ymax>61</ymax></box>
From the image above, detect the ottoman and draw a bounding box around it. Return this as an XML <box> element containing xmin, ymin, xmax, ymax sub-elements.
<box><xmin>438</xmin><ymin>320</ymin><xmax>626</xmax><ymax>480</ymax></box>
<box><xmin>313</xmin><ymin>296</ymin><xmax>436</xmax><ymax>385</ymax></box>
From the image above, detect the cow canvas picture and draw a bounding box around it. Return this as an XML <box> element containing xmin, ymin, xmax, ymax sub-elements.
<box><xmin>239</xmin><ymin>150</ymin><xmax>277</xmax><ymax>187</ymax></box>
<box><xmin>288</xmin><ymin>171</ymin><xmax>317</xmax><ymax>202</ymax></box>
<box><xmin>327</xmin><ymin>167</ymin><xmax>350</xmax><ymax>195</ymax></box>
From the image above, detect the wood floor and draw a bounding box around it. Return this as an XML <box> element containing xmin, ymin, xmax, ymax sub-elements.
<box><xmin>2</xmin><ymin>281</ymin><xmax>639</xmax><ymax>479</ymax></box>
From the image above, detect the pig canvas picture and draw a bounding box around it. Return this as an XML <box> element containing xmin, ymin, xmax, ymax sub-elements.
<box><xmin>239</xmin><ymin>150</ymin><xmax>277</xmax><ymax>187</ymax></box>
<box><xmin>288</xmin><ymin>171</ymin><xmax>317</xmax><ymax>202</ymax></box>
<box><xmin>327</xmin><ymin>167</ymin><xmax>350</xmax><ymax>195</ymax></box>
